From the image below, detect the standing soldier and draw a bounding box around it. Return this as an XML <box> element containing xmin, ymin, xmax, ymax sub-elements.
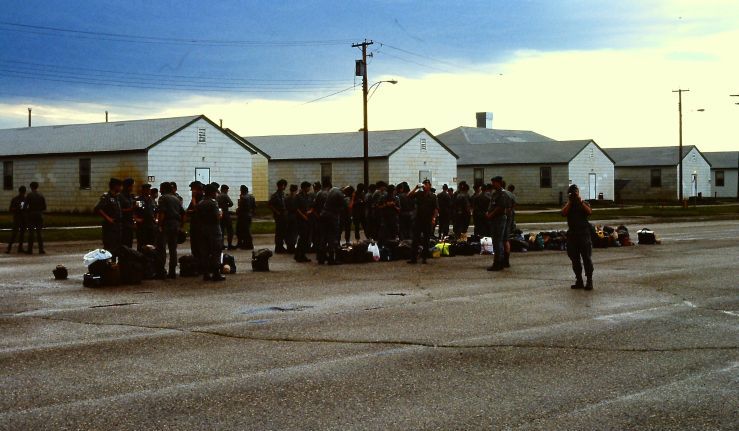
<box><xmin>25</xmin><ymin>181</ymin><xmax>46</xmax><ymax>254</ymax></box>
<box><xmin>407</xmin><ymin>179</ymin><xmax>438</xmax><ymax>264</ymax></box>
<box><xmin>134</xmin><ymin>184</ymin><xmax>158</xmax><ymax>250</ymax></box>
<box><xmin>452</xmin><ymin>181</ymin><xmax>472</xmax><ymax>237</ymax></box>
<box><xmin>398</xmin><ymin>182</ymin><xmax>415</xmax><ymax>241</ymax></box>
<box><xmin>196</xmin><ymin>184</ymin><xmax>225</xmax><ymax>282</ymax></box>
<box><xmin>95</xmin><ymin>178</ymin><xmax>123</xmax><ymax>261</ymax></box>
<box><xmin>293</xmin><ymin>181</ymin><xmax>313</xmax><ymax>263</ymax></box>
<box><xmin>217</xmin><ymin>184</ymin><xmax>236</xmax><ymax>250</ymax></box>
<box><xmin>562</xmin><ymin>184</ymin><xmax>594</xmax><ymax>290</ymax></box>
<box><xmin>6</xmin><ymin>185</ymin><xmax>27</xmax><ymax>253</ymax></box>
<box><xmin>268</xmin><ymin>179</ymin><xmax>288</xmax><ymax>254</ymax></box>
<box><xmin>474</xmin><ymin>184</ymin><xmax>493</xmax><ymax>238</ymax></box>
<box><xmin>503</xmin><ymin>183</ymin><xmax>518</xmax><ymax>268</ymax></box>
<box><xmin>157</xmin><ymin>182</ymin><xmax>184</xmax><ymax>278</ymax></box>
<box><xmin>236</xmin><ymin>185</ymin><xmax>255</xmax><ymax>250</ymax></box>
<box><xmin>351</xmin><ymin>183</ymin><xmax>367</xmax><ymax>241</ymax></box>
<box><xmin>436</xmin><ymin>184</ymin><xmax>452</xmax><ymax>239</ymax></box>
<box><xmin>119</xmin><ymin>178</ymin><xmax>136</xmax><ymax>249</ymax></box>
<box><xmin>284</xmin><ymin>184</ymin><xmax>299</xmax><ymax>253</ymax></box>
<box><xmin>5</xmin><ymin>186</ymin><xmax>26</xmax><ymax>253</ymax></box>
<box><xmin>485</xmin><ymin>176</ymin><xmax>512</xmax><ymax>272</ymax></box>
<box><xmin>317</xmin><ymin>179</ymin><xmax>345</xmax><ymax>265</ymax></box>
<box><xmin>171</xmin><ymin>182</ymin><xmax>184</xmax><ymax>207</ymax></box>
<box><xmin>340</xmin><ymin>185</ymin><xmax>354</xmax><ymax>245</ymax></box>
<box><xmin>186</xmin><ymin>181</ymin><xmax>204</xmax><ymax>264</ymax></box>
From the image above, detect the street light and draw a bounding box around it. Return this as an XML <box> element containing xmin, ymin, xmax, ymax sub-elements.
<box><xmin>361</xmin><ymin>79</ymin><xmax>398</xmax><ymax>186</ymax></box>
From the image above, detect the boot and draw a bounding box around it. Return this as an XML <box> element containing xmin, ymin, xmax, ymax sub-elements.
<box><xmin>584</xmin><ymin>278</ymin><xmax>593</xmax><ymax>291</ymax></box>
<box><xmin>571</xmin><ymin>279</ymin><xmax>584</xmax><ymax>289</ymax></box>
<box><xmin>487</xmin><ymin>258</ymin><xmax>503</xmax><ymax>271</ymax></box>
<box><xmin>503</xmin><ymin>253</ymin><xmax>510</xmax><ymax>268</ymax></box>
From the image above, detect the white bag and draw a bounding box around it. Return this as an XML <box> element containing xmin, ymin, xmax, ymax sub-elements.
<box><xmin>367</xmin><ymin>242</ymin><xmax>381</xmax><ymax>262</ymax></box>
<box><xmin>83</xmin><ymin>249</ymin><xmax>113</xmax><ymax>266</ymax></box>
<box><xmin>480</xmin><ymin>237</ymin><xmax>494</xmax><ymax>255</ymax></box>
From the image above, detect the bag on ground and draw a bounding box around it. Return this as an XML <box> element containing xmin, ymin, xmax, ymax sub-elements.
<box><xmin>252</xmin><ymin>248</ymin><xmax>273</xmax><ymax>272</ymax></box>
<box><xmin>637</xmin><ymin>228</ymin><xmax>657</xmax><ymax>245</ymax></box>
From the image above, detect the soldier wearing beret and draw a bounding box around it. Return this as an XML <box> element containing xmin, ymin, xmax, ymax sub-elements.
<box><xmin>95</xmin><ymin>178</ymin><xmax>123</xmax><ymax>260</ymax></box>
<box><xmin>196</xmin><ymin>183</ymin><xmax>225</xmax><ymax>281</ymax></box>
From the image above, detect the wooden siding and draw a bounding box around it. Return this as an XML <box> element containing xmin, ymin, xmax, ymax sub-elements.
<box><xmin>251</xmin><ymin>153</ymin><xmax>269</xmax><ymax>201</ymax></box>
<box><xmin>568</xmin><ymin>142</ymin><xmax>615</xmax><ymax>200</ymax></box>
<box><xmin>711</xmin><ymin>168</ymin><xmax>738</xmax><ymax>198</ymax></box>
<box><xmin>268</xmin><ymin>159</ymin><xmax>389</xmax><ymax>189</ymax></box>
<box><xmin>0</xmin><ymin>152</ymin><xmax>147</xmax><ymax>212</ymax></box>
<box><xmin>680</xmin><ymin>147</ymin><xmax>712</xmax><ymax>198</ymax></box>
<box><xmin>457</xmin><ymin>164</ymin><xmax>570</xmax><ymax>204</ymax></box>
<box><xmin>387</xmin><ymin>130</ymin><xmax>457</xmax><ymax>188</ymax></box>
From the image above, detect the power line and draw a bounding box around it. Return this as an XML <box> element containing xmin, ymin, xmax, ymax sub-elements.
<box><xmin>300</xmin><ymin>85</ymin><xmax>358</xmax><ymax>105</ymax></box>
<box><xmin>0</xmin><ymin>21</ymin><xmax>355</xmax><ymax>47</ymax></box>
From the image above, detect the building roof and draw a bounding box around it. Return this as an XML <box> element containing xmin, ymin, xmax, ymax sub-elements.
<box><xmin>605</xmin><ymin>145</ymin><xmax>705</xmax><ymax>167</ymax></box>
<box><xmin>437</xmin><ymin>126</ymin><xmax>555</xmax><ymax>147</ymax></box>
<box><xmin>703</xmin><ymin>151</ymin><xmax>738</xmax><ymax>169</ymax></box>
<box><xmin>0</xmin><ymin>115</ymin><xmax>257</xmax><ymax>157</ymax></box>
<box><xmin>455</xmin><ymin>139</ymin><xmax>601</xmax><ymax>166</ymax></box>
<box><xmin>244</xmin><ymin>128</ymin><xmax>457</xmax><ymax>160</ymax></box>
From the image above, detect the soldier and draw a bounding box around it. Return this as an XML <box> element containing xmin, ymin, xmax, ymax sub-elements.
<box><xmin>217</xmin><ymin>184</ymin><xmax>236</xmax><ymax>250</ymax></box>
<box><xmin>6</xmin><ymin>185</ymin><xmax>27</xmax><ymax>253</ymax></box>
<box><xmin>284</xmin><ymin>184</ymin><xmax>299</xmax><ymax>253</ymax></box>
<box><xmin>157</xmin><ymin>182</ymin><xmax>184</xmax><ymax>278</ymax></box>
<box><xmin>293</xmin><ymin>181</ymin><xmax>313</xmax><ymax>263</ymax></box>
<box><xmin>378</xmin><ymin>184</ymin><xmax>400</xmax><ymax>245</ymax></box>
<box><xmin>94</xmin><ymin>178</ymin><xmax>123</xmax><ymax>261</ymax></box>
<box><xmin>398</xmin><ymin>182</ymin><xmax>415</xmax><ymax>241</ymax></box>
<box><xmin>317</xmin><ymin>179</ymin><xmax>345</xmax><ymax>265</ymax></box>
<box><xmin>171</xmin><ymin>182</ymin><xmax>184</xmax><ymax>207</ymax></box>
<box><xmin>196</xmin><ymin>184</ymin><xmax>225</xmax><ymax>282</ymax></box>
<box><xmin>351</xmin><ymin>183</ymin><xmax>367</xmax><ymax>241</ymax></box>
<box><xmin>485</xmin><ymin>176</ymin><xmax>512</xmax><ymax>272</ymax></box>
<box><xmin>368</xmin><ymin>181</ymin><xmax>387</xmax><ymax>241</ymax></box>
<box><xmin>186</xmin><ymin>181</ymin><xmax>204</xmax><ymax>264</ymax></box>
<box><xmin>363</xmin><ymin>183</ymin><xmax>377</xmax><ymax>240</ymax></box>
<box><xmin>119</xmin><ymin>178</ymin><xmax>136</xmax><ymax>249</ymax></box>
<box><xmin>452</xmin><ymin>181</ymin><xmax>472</xmax><ymax>237</ymax></box>
<box><xmin>268</xmin><ymin>179</ymin><xmax>288</xmax><ymax>254</ymax></box>
<box><xmin>408</xmin><ymin>179</ymin><xmax>438</xmax><ymax>264</ymax></box>
<box><xmin>562</xmin><ymin>184</ymin><xmax>594</xmax><ymax>290</ymax></box>
<box><xmin>308</xmin><ymin>181</ymin><xmax>321</xmax><ymax>252</ymax></box>
<box><xmin>474</xmin><ymin>184</ymin><xmax>492</xmax><ymax>237</ymax></box>
<box><xmin>134</xmin><ymin>184</ymin><xmax>158</xmax><ymax>250</ymax></box>
<box><xmin>503</xmin><ymin>183</ymin><xmax>518</xmax><ymax>268</ymax></box>
<box><xmin>25</xmin><ymin>181</ymin><xmax>46</xmax><ymax>254</ymax></box>
<box><xmin>340</xmin><ymin>185</ymin><xmax>354</xmax><ymax>245</ymax></box>
<box><xmin>436</xmin><ymin>184</ymin><xmax>452</xmax><ymax>239</ymax></box>
<box><xmin>236</xmin><ymin>185</ymin><xmax>256</xmax><ymax>250</ymax></box>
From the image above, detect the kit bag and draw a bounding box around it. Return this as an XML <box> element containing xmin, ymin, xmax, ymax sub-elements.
<box><xmin>221</xmin><ymin>253</ymin><xmax>237</xmax><ymax>274</ymax></box>
<box><xmin>83</xmin><ymin>273</ymin><xmax>103</xmax><ymax>288</ymax></box>
<box><xmin>178</xmin><ymin>254</ymin><xmax>200</xmax><ymax>277</ymax></box>
<box><xmin>637</xmin><ymin>228</ymin><xmax>656</xmax><ymax>245</ymax></box>
<box><xmin>252</xmin><ymin>248</ymin><xmax>273</xmax><ymax>272</ymax></box>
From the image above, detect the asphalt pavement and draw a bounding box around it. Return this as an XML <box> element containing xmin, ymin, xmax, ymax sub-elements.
<box><xmin>1</xmin><ymin>220</ymin><xmax>737</xmax><ymax>430</ymax></box>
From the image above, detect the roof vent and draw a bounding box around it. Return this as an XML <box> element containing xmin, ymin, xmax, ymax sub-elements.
<box><xmin>476</xmin><ymin>112</ymin><xmax>493</xmax><ymax>129</ymax></box>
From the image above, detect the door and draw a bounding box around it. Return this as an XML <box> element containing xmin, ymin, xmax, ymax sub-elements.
<box><xmin>419</xmin><ymin>170</ymin><xmax>431</xmax><ymax>184</ymax></box>
<box><xmin>195</xmin><ymin>168</ymin><xmax>210</xmax><ymax>184</ymax></box>
<box><xmin>588</xmin><ymin>173</ymin><xmax>597</xmax><ymax>200</ymax></box>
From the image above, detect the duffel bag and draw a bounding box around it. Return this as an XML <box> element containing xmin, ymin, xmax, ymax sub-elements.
<box><xmin>637</xmin><ymin>228</ymin><xmax>656</xmax><ymax>245</ymax></box>
<box><xmin>178</xmin><ymin>254</ymin><xmax>200</xmax><ymax>277</ymax></box>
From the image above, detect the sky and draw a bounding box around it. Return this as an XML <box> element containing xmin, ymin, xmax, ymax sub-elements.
<box><xmin>1</xmin><ymin>0</ymin><xmax>738</xmax><ymax>151</ymax></box>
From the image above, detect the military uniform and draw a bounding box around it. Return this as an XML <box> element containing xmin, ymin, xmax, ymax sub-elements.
<box><xmin>398</xmin><ymin>191</ymin><xmax>415</xmax><ymax>241</ymax></box>
<box><xmin>236</xmin><ymin>193</ymin><xmax>256</xmax><ymax>249</ymax></box>
<box><xmin>217</xmin><ymin>193</ymin><xmax>234</xmax><ymax>249</ymax></box>
<box><xmin>294</xmin><ymin>191</ymin><xmax>312</xmax><ymax>261</ymax></box>
<box><xmin>269</xmin><ymin>189</ymin><xmax>288</xmax><ymax>252</ymax></box>
<box><xmin>351</xmin><ymin>191</ymin><xmax>366</xmax><ymax>241</ymax></box>
<box><xmin>187</xmin><ymin>193</ymin><xmax>204</xmax><ymax>262</ymax></box>
<box><xmin>566</xmin><ymin>198</ymin><xmax>594</xmax><ymax>289</ymax></box>
<box><xmin>136</xmin><ymin>195</ymin><xmax>158</xmax><ymax>250</ymax></box>
<box><xmin>452</xmin><ymin>190</ymin><xmax>471</xmax><ymax>236</ymax></box>
<box><xmin>487</xmin><ymin>188</ymin><xmax>512</xmax><ymax>269</ymax></box>
<box><xmin>318</xmin><ymin>187</ymin><xmax>345</xmax><ymax>264</ymax></box>
<box><xmin>436</xmin><ymin>190</ymin><xmax>452</xmax><ymax>238</ymax></box>
<box><xmin>410</xmin><ymin>190</ymin><xmax>438</xmax><ymax>263</ymax></box>
<box><xmin>157</xmin><ymin>193</ymin><xmax>184</xmax><ymax>277</ymax></box>
<box><xmin>473</xmin><ymin>190</ymin><xmax>492</xmax><ymax>237</ymax></box>
<box><xmin>6</xmin><ymin>193</ymin><xmax>27</xmax><ymax>253</ymax></box>
<box><xmin>94</xmin><ymin>192</ymin><xmax>122</xmax><ymax>258</ymax></box>
<box><xmin>25</xmin><ymin>189</ymin><xmax>46</xmax><ymax>254</ymax></box>
<box><xmin>284</xmin><ymin>193</ymin><xmax>298</xmax><ymax>252</ymax></box>
<box><xmin>196</xmin><ymin>197</ymin><xmax>223</xmax><ymax>279</ymax></box>
<box><xmin>118</xmin><ymin>192</ymin><xmax>135</xmax><ymax>249</ymax></box>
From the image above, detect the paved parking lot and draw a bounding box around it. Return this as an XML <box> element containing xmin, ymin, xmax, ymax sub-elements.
<box><xmin>1</xmin><ymin>220</ymin><xmax>738</xmax><ymax>430</ymax></box>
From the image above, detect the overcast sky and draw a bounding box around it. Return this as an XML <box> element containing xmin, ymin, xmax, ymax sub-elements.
<box><xmin>1</xmin><ymin>0</ymin><xmax>738</xmax><ymax>151</ymax></box>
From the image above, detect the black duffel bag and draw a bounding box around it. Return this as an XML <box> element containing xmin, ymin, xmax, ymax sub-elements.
<box><xmin>252</xmin><ymin>248</ymin><xmax>273</xmax><ymax>272</ymax></box>
<box><xmin>637</xmin><ymin>228</ymin><xmax>656</xmax><ymax>245</ymax></box>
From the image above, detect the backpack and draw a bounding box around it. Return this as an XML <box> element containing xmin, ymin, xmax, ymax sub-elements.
<box><xmin>252</xmin><ymin>248</ymin><xmax>273</xmax><ymax>272</ymax></box>
<box><xmin>178</xmin><ymin>254</ymin><xmax>200</xmax><ymax>277</ymax></box>
<box><xmin>221</xmin><ymin>253</ymin><xmax>237</xmax><ymax>274</ymax></box>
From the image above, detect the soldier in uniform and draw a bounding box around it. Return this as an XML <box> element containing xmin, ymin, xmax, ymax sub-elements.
<box><xmin>186</xmin><ymin>181</ymin><xmax>204</xmax><ymax>263</ymax></box>
<box><xmin>474</xmin><ymin>184</ymin><xmax>493</xmax><ymax>237</ymax></box>
<box><xmin>398</xmin><ymin>182</ymin><xmax>415</xmax><ymax>241</ymax></box>
<box><xmin>408</xmin><ymin>179</ymin><xmax>438</xmax><ymax>264</ymax></box>
<box><xmin>157</xmin><ymin>182</ymin><xmax>184</xmax><ymax>278</ymax></box>
<box><xmin>196</xmin><ymin>184</ymin><xmax>225</xmax><ymax>282</ymax></box>
<box><xmin>171</xmin><ymin>182</ymin><xmax>184</xmax><ymax>207</ymax></box>
<box><xmin>452</xmin><ymin>181</ymin><xmax>472</xmax><ymax>237</ymax></box>
<box><xmin>134</xmin><ymin>184</ymin><xmax>158</xmax><ymax>250</ymax></box>
<box><xmin>284</xmin><ymin>184</ymin><xmax>299</xmax><ymax>253</ymax></box>
<box><xmin>6</xmin><ymin>185</ymin><xmax>27</xmax><ymax>253</ymax></box>
<box><xmin>485</xmin><ymin>176</ymin><xmax>512</xmax><ymax>272</ymax></box>
<box><xmin>118</xmin><ymin>178</ymin><xmax>136</xmax><ymax>249</ymax></box>
<box><xmin>268</xmin><ymin>179</ymin><xmax>288</xmax><ymax>254</ymax></box>
<box><xmin>503</xmin><ymin>183</ymin><xmax>518</xmax><ymax>268</ymax></box>
<box><xmin>436</xmin><ymin>184</ymin><xmax>451</xmax><ymax>239</ymax></box>
<box><xmin>308</xmin><ymin>181</ymin><xmax>321</xmax><ymax>252</ymax></box>
<box><xmin>340</xmin><ymin>185</ymin><xmax>354</xmax><ymax>245</ymax></box>
<box><xmin>351</xmin><ymin>183</ymin><xmax>366</xmax><ymax>241</ymax></box>
<box><xmin>378</xmin><ymin>184</ymin><xmax>399</xmax><ymax>245</ymax></box>
<box><xmin>236</xmin><ymin>185</ymin><xmax>256</xmax><ymax>250</ymax></box>
<box><xmin>25</xmin><ymin>181</ymin><xmax>46</xmax><ymax>254</ymax></box>
<box><xmin>562</xmin><ymin>184</ymin><xmax>594</xmax><ymax>290</ymax></box>
<box><xmin>293</xmin><ymin>181</ymin><xmax>313</xmax><ymax>263</ymax></box>
<box><xmin>217</xmin><ymin>184</ymin><xmax>236</xmax><ymax>250</ymax></box>
<box><xmin>317</xmin><ymin>179</ymin><xmax>345</xmax><ymax>265</ymax></box>
<box><xmin>95</xmin><ymin>178</ymin><xmax>123</xmax><ymax>261</ymax></box>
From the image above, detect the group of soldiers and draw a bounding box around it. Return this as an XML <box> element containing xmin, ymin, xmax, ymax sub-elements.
<box><xmin>268</xmin><ymin>176</ymin><xmax>517</xmax><ymax>270</ymax></box>
<box><xmin>5</xmin><ymin>182</ymin><xmax>47</xmax><ymax>254</ymax></box>
<box><xmin>94</xmin><ymin>177</ymin><xmax>256</xmax><ymax>282</ymax></box>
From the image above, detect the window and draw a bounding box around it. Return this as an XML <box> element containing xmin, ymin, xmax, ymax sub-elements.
<box><xmin>650</xmin><ymin>168</ymin><xmax>662</xmax><ymax>187</ymax></box>
<box><xmin>539</xmin><ymin>167</ymin><xmax>552</xmax><ymax>188</ymax></box>
<box><xmin>79</xmin><ymin>158</ymin><xmax>91</xmax><ymax>189</ymax></box>
<box><xmin>420</xmin><ymin>138</ymin><xmax>427</xmax><ymax>152</ymax></box>
<box><xmin>715</xmin><ymin>170</ymin><xmax>725</xmax><ymax>187</ymax></box>
<box><xmin>473</xmin><ymin>168</ymin><xmax>485</xmax><ymax>187</ymax></box>
<box><xmin>320</xmin><ymin>163</ymin><xmax>332</xmax><ymax>185</ymax></box>
<box><xmin>2</xmin><ymin>161</ymin><xmax>12</xmax><ymax>190</ymax></box>
<box><xmin>195</xmin><ymin>167</ymin><xmax>210</xmax><ymax>184</ymax></box>
<box><xmin>197</xmin><ymin>127</ymin><xmax>206</xmax><ymax>144</ymax></box>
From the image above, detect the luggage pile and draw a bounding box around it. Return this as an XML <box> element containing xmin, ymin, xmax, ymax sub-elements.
<box><xmin>591</xmin><ymin>224</ymin><xmax>635</xmax><ymax>248</ymax></box>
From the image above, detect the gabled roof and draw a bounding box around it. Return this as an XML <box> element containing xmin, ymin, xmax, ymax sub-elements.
<box><xmin>223</xmin><ymin>128</ymin><xmax>270</xmax><ymax>159</ymax></box>
<box><xmin>455</xmin><ymin>140</ymin><xmax>602</xmax><ymax>166</ymax></box>
<box><xmin>605</xmin><ymin>145</ymin><xmax>706</xmax><ymax>167</ymax></box>
<box><xmin>437</xmin><ymin>126</ymin><xmax>555</xmax><ymax>146</ymax></box>
<box><xmin>703</xmin><ymin>151</ymin><xmax>738</xmax><ymax>169</ymax></box>
<box><xmin>244</xmin><ymin>128</ymin><xmax>457</xmax><ymax>160</ymax></box>
<box><xmin>0</xmin><ymin>114</ymin><xmax>254</xmax><ymax>157</ymax></box>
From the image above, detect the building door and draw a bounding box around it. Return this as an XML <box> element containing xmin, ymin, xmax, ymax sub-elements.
<box><xmin>691</xmin><ymin>173</ymin><xmax>698</xmax><ymax>197</ymax></box>
<box><xmin>588</xmin><ymin>173</ymin><xmax>597</xmax><ymax>199</ymax></box>
<box><xmin>419</xmin><ymin>170</ymin><xmax>431</xmax><ymax>184</ymax></box>
<box><xmin>195</xmin><ymin>167</ymin><xmax>210</xmax><ymax>184</ymax></box>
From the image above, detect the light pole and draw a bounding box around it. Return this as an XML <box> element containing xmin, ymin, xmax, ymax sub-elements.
<box><xmin>360</xmin><ymin>79</ymin><xmax>397</xmax><ymax>186</ymax></box>
<box><xmin>673</xmin><ymin>89</ymin><xmax>689</xmax><ymax>203</ymax></box>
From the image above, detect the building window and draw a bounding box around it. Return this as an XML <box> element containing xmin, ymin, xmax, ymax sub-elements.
<box><xmin>539</xmin><ymin>167</ymin><xmax>552</xmax><ymax>188</ymax></box>
<box><xmin>320</xmin><ymin>163</ymin><xmax>332</xmax><ymax>185</ymax></box>
<box><xmin>715</xmin><ymin>170</ymin><xmax>725</xmax><ymax>187</ymax></box>
<box><xmin>650</xmin><ymin>168</ymin><xmax>662</xmax><ymax>187</ymax></box>
<box><xmin>79</xmin><ymin>158</ymin><xmax>91</xmax><ymax>189</ymax></box>
<box><xmin>2</xmin><ymin>161</ymin><xmax>12</xmax><ymax>190</ymax></box>
<box><xmin>197</xmin><ymin>127</ymin><xmax>206</xmax><ymax>144</ymax></box>
<box><xmin>473</xmin><ymin>168</ymin><xmax>485</xmax><ymax>187</ymax></box>
<box><xmin>420</xmin><ymin>138</ymin><xmax>427</xmax><ymax>152</ymax></box>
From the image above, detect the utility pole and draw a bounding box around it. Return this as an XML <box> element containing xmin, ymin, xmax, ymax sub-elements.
<box><xmin>28</xmin><ymin>107</ymin><xmax>31</xmax><ymax>127</ymax></box>
<box><xmin>673</xmin><ymin>89</ymin><xmax>689</xmax><ymax>204</ymax></box>
<box><xmin>353</xmin><ymin>39</ymin><xmax>373</xmax><ymax>186</ymax></box>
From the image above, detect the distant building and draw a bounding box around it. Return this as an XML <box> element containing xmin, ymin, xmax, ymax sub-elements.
<box><xmin>703</xmin><ymin>151</ymin><xmax>738</xmax><ymax>199</ymax></box>
<box><xmin>438</xmin><ymin>125</ymin><xmax>556</xmax><ymax>146</ymax></box>
<box><xmin>605</xmin><ymin>146</ymin><xmax>711</xmax><ymax>201</ymax></box>
<box><xmin>0</xmin><ymin>115</ymin><xmax>268</xmax><ymax>211</ymax></box>
<box><xmin>245</xmin><ymin>128</ymin><xmax>458</xmax><ymax>189</ymax></box>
